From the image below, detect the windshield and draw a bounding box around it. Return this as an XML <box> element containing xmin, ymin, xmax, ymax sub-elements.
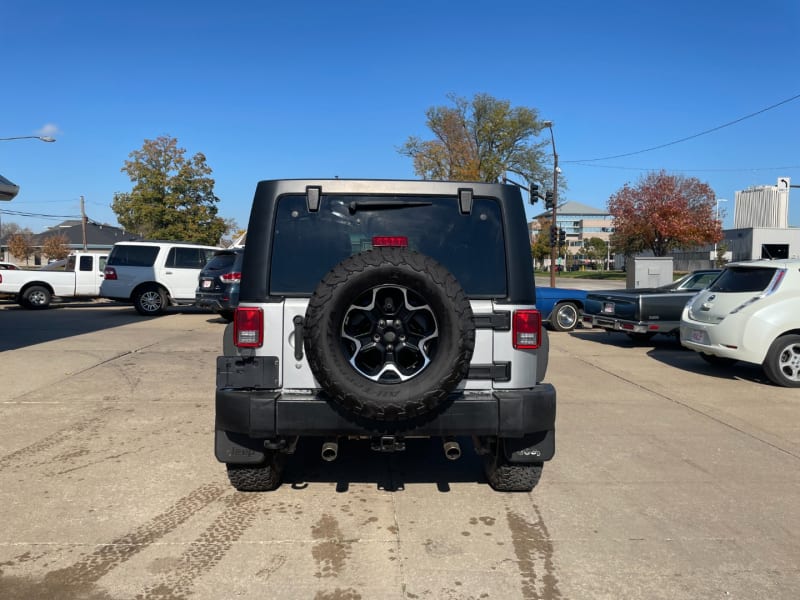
<box><xmin>270</xmin><ymin>194</ymin><xmax>507</xmax><ymax>297</ymax></box>
<box><xmin>661</xmin><ymin>270</ymin><xmax>720</xmax><ymax>291</ymax></box>
<box><xmin>708</xmin><ymin>267</ymin><xmax>777</xmax><ymax>293</ymax></box>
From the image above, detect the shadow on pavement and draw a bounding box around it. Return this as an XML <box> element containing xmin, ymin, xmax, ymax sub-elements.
<box><xmin>0</xmin><ymin>301</ymin><xmax>214</xmax><ymax>352</ymax></box>
<box><xmin>646</xmin><ymin>346</ymin><xmax>771</xmax><ymax>385</ymax></box>
<box><xmin>282</xmin><ymin>436</ymin><xmax>493</xmax><ymax>492</ymax></box>
<box><xmin>572</xmin><ymin>328</ymin><xmax>771</xmax><ymax>384</ymax></box>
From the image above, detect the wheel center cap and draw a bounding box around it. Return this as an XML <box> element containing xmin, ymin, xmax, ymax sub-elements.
<box><xmin>383</xmin><ymin>331</ymin><xmax>397</xmax><ymax>343</ymax></box>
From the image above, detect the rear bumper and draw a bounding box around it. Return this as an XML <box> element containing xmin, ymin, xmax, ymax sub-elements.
<box><xmin>195</xmin><ymin>291</ymin><xmax>235</xmax><ymax>312</ymax></box>
<box><xmin>216</xmin><ymin>385</ymin><xmax>556</xmax><ymax>463</ymax></box>
<box><xmin>583</xmin><ymin>314</ymin><xmax>679</xmax><ymax>335</ymax></box>
<box><xmin>217</xmin><ymin>386</ymin><xmax>555</xmax><ymax>436</ymax></box>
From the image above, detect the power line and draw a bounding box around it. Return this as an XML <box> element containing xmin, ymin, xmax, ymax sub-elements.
<box><xmin>567</xmin><ymin>162</ymin><xmax>800</xmax><ymax>173</ymax></box>
<box><xmin>563</xmin><ymin>92</ymin><xmax>800</xmax><ymax>163</ymax></box>
<box><xmin>0</xmin><ymin>208</ymin><xmax>80</xmax><ymax>220</ymax></box>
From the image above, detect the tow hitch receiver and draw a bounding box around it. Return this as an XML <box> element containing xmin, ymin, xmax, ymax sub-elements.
<box><xmin>371</xmin><ymin>436</ymin><xmax>405</xmax><ymax>453</ymax></box>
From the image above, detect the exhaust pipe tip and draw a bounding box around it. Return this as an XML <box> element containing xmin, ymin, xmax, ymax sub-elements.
<box><xmin>443</xmin><ymin>439</ymin><xmax>461</xmax><ymax>461</ymax></box>
<box><xmin>321</xmin><ymin>441</ymin><xmax>338</xmax><ymax>462</ymax></box>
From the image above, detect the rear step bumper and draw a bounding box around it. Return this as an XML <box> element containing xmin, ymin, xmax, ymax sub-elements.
<box><xmin>215</xmin><ymin>386</ymin><xmax>556</xmax><ymax>463</ymax></box>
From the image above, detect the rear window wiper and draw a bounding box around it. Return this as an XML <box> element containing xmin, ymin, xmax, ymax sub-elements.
<box><xmin>349</xmin><ymin>199</ymin><xmax>432</xmax><ymax>214</ymax></box>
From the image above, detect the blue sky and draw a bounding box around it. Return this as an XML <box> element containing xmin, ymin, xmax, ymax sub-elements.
<box><xmin>2</xmin><ymin>0</ymin><xmax>799</xmax><ymax>234</ymax></box>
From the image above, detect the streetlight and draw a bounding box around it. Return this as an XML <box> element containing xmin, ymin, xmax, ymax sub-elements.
<box><xmin>0</xmin><ymin>136</ymin><xmax>56</xmax><ymax>143</ymax></box>
<box><xmin>542</xmin><ymin>120</ymin><xmax>559</xmax><ymax>287</ymax></box>
<box><xmin>0</xmin><ymin>135</ymin><xmax>56</xmax><ymax>203</ymax></box>
<box><xmin>713</xmin><ymin>198</ymin><xmax>728</xmax><ymax>266</ymax></box>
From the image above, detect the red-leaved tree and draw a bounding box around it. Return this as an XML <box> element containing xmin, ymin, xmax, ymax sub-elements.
<box><xmin>607</xmin><ymin>170</ymin><xmax>722</xmax><ymax>257</ymax></box>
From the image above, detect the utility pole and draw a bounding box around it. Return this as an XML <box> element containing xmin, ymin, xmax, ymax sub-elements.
<box><xmin>543</xmin><ymin>122</ymin><xmax>559</xmax><ymax>287</ymax></box>
<box><xmin>80</xmin><ymin>195</ymin><xmax>88</xmax><ymax>250</ymax></box>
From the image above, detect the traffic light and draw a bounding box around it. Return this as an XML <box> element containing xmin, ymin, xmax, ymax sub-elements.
<box><xmin>545</xmin><ymin>191</ymin><xmax>554</xmax><ymax>210</ymax></box>
<box><xmin>558</xmin><ymin>227</ymin><xmax>566</xmax><ymax>247</ymax></box>
<box><xmin>529</xmin><ymin>182</ymin><xmax>540</xmax><ymax>203</ymax></box>
<box><xmin>549</xmin><ymin>225</ymin><xmax>557</xmax><ymax>247</ymax></box>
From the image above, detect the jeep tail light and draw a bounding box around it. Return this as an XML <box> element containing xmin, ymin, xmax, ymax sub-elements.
<box><xmin>234</xmin><ymin>307</ymin><xmax>263</xmax><ymax>348</ymax></box>
<box><xmin>104</xmin><ymin>267</ymin><xmax>117</xmax><ymax>280</ymax></box>
<box><xmin>513</xmin><ymin>309</ymin><xmax>541</xmax><ymax>349</ymax></box>
<box><xmin>372</xmin><ymin>236</ymin><xmax>408</xmax><ymax>247</ymax></box>
<box><xmin>220</xmin><ymin>271</ymin><xmax>242</xmax><ymax>283</ymax></box>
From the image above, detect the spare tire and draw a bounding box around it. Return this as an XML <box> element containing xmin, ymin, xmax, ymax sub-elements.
<box><xmin>304</xmin><ymin>247</ymin><xmax>475</xmax><ymax>426</ymax></box>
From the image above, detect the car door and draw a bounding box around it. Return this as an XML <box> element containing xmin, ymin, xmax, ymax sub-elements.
<box><xmin>74</xmin><ymin>254</ymin><xmax>107</xmax><ymax>296</ymax></box>
<box><xmin>162</xmin><ymin>247</ymin><xmax>207</xmax><ymax>301</ymax></box>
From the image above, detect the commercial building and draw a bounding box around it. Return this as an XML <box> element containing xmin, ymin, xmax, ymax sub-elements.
<box><xmin>530</xmin><ymin>201</ymin><xmax>615</xmax><ymax>268</ymax></box>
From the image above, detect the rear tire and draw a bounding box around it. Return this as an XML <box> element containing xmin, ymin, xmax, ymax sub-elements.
<box><xmin>219</xmin><ymin>309</ymin><xmax>234</xmax><ymax>322</ymax></box>
<box><xmin>22</xmin><ymin>285</ymin><xmax>52</xmax><ymax>309</ymax></box>
<box><xmin>134</xmin><ymin>285</ymin><xmax>167</xmax><ymax>316</ymax></box>
<box><xmin>226</xmin><ymin>452</ymin><xmax>286</xmax><ymax>491</ymax></box>
<box><xmin>483</xmin><ymin>439</ymin><xmax>543</xmax><ymax>492</ymax></box>
<box><xmin>762</xmin><ymin>334</ymin><xmax>800</xmax><ymax>387</ymax></box>
<box><xmin>551</xmin><ymin>302</ymin><xmax>579</xmax><ymax>332</ymax></box>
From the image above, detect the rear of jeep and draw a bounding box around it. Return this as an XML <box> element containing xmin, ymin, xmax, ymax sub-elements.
<box><xmin>215</xmin><ymin>179</ymin><xmax>556</xmax><ymax>492</ymax></box>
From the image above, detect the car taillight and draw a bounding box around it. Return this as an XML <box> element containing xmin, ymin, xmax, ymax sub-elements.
<box><xmin>220</xmin><ymin>271</ymin><xmax>242</xmax><ymax>283</ymax></box>
<box><xmin>234</xmin><ymin>307</ymin><xmax>263</xmax><ymax>348</ymax></box>
<box><xmin>104</xmin><ymin>267</ymin><xmax>117</xmax><ymax>280</ymax></box>
<box><xmin>513</xmin><ymin>309</ymin><xmax>541</xmax><ymax>349</ymax></box>
<box><xmin>372</xmin><ymin>236</ymin><xmax>408</xmax><ymax>247</ymax></box>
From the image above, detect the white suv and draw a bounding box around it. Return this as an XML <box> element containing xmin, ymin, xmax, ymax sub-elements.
<box><xmin>680</xmin><ymin>258</ymin><xmax>800</xmax><ymax>386</ymax></box>
<box><xmin>101</xmin><ymin>241</ymin><xmax>219</xmax><ymax>315</ymax></box>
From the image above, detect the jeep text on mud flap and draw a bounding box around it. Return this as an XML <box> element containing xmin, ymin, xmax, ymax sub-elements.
<box><xmin>215</xmin><ymin>179</ymin><xmax>556</xmax><ymax>492</ymax></box>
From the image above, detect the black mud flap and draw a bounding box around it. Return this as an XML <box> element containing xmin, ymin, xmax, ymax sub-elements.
<box><xmin>503</xmin><ymin>430</ymin><xmax>555</xmax><ymax>463</ymax></box>
<box><xmin>215</xmin><ymin>430</ymin><xmax>266</xmax><ymax>464</ymax></box>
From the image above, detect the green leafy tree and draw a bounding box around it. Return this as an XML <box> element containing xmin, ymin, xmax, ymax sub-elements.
<box><xmin>41</xmin><ymin>234</ymin><xmax>70</xmax><ymax>261</ymax></box>
<box><xmin>583</xmin><ymin>237</ymin><xmax>609</xmax><ymax>265</ymax></box>
<box><xmin>715</xmin><ymin>241</ymin><xmax>729</xmax><ymax>268</ymax></box>
<box><xmin>112</xmin><ymin>135</ymin><xmax>226</xmax><ymax>245</ymax></box>
<box><xmin>399</xmin><ymin>93</ymin><xmax>554</xmax><ymax>187</ymax></box>
<box><xmin>531</xmin><ymin>217</ymin><xmax>553</xmax><ymax>268</ymax></box>
<box><xmin>608</xmin><ymin>170</ymin><xmax>721</xmax><ymax>257</ymax></box>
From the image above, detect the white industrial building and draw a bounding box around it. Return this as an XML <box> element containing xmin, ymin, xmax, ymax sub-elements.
<box><xmin>734</xmin><ymin>177</ymin><xmax>791</xmax><ymax>229</ymax></box>
<box><xmin>724</xmin><ymin>177</ymin><xmax>800</xmax><ymax>262</ymax></box>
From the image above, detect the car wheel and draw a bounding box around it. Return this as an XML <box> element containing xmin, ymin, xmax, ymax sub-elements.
<box><xmin>762</xmin><ymin>334</ymin><xmax>800</xmax><ymax>387</ymax></box>
<box><xmin>226</xmin><ymin>451</ymin><xmax>286</xmax><ymax>491</ymax></box>
<box><xmin>22</xmin><ymin>285</ymin><xmax>52</xmax><ymax>309</ymax></box>
<box><xmin>483</xmin><ymin>438</ymin><xmax>543</xmax><ymax>492</ymax></box>
<box><xmin>551</xmin><ymin>302</ymin><xmax>579</xmax><ymax>332</ymax></box>
<box><xmin>134</xmin><ymin>285</ymin><xmax>167</xmax><ymax>316</ymax></box>
<box><xmin>699</xmin><ymin>353</ymin><xmax>737</xmax><ymax>367</ymax></box>
<box><xmin>304</xmin><ymin>247</ymin><xmax>475</xmax><ymax>427</ymax></box>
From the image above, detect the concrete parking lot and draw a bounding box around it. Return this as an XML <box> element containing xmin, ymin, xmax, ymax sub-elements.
<box><xmin>0</xmin><ymin>300</ymin><xmax>798</xmax><ymax>599</ymax></box>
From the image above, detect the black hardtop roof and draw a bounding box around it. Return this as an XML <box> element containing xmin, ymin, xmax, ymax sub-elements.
<box><xmin>241</xmin><ymin>178</ymin><xmax>536</xmax><ymax>305</ymax></box>
<box><xmin>113</xmin><ymin>240</ymin><xmax>220</xmax><ymax>248</ymax></box>
<box><xmin>253</xmin><ymin>178</ymin><xmax>520</xmax><ymax>200</ymax></box>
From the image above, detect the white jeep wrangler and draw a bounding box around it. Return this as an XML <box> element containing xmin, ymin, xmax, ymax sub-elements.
<box><xmin>215</xmin><ymin>179</ymin><xmax>556</xmax><ymax>491</ymax></box>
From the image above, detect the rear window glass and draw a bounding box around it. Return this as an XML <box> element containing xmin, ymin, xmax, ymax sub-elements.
<box><xmin>107</xmin><ymin>245</ymin><xmax>159</xmax><ymax>267</ymax></box>
<box><xmin>708</xmin><ymin>267</ymin><xmax>777</xmax><ymax>293</ymax></box>
<box><xmin>205</xmin><ymin>252</ymin><xmax>238</xmax><ymax>270</ymax></box>
<box><xmin>166</xmin><ymin>247</ymin><xmax>213</xmax><ymax>269</ymax></box>
<box><xmin>269</xmin><ymin>195</ymin><xmax>507</xmax><ymax>296</ymax></box>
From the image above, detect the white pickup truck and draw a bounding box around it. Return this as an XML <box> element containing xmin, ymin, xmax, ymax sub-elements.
<box><xmin>0</xmin><ymin>251</ymin><xmax>108</xmax><ymax>309</ymax></box>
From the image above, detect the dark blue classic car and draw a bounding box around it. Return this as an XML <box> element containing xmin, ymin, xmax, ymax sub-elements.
<box><xmin>536</xmin><ymin>286</ymin><xmax>588</xmax><ymax>332</ymax></box>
